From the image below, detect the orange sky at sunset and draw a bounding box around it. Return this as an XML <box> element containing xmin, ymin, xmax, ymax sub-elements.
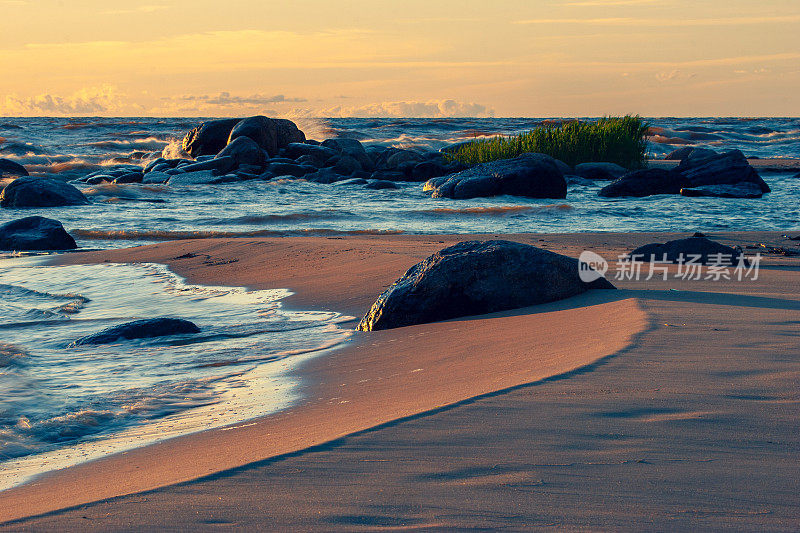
<box><xmin>1</xmin><ymin>0</ymin><xmax>798</xmax><ymax>117</ymax></box>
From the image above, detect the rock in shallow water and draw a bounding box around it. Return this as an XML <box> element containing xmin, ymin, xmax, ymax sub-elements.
<box><xmin>0</xmin><ymin>216</ymin><xmax>77</xmax><ymax>251</ymax></box>
<box><xmin>599</xmin><ymin>168</ymin><xmax>689</xmax><ymax>197</ymax></box>
<box><xmin>680</xmin><ymin>182</ymin><xmax>764</xmax><ymax>198</ymax></box>
<box><xmin>182</xmin><ymin>118</ymin><xmax>241</xmax><ymax>158</ymax></box>
<box><xmin>674</xmin><ymin>149</ymin><xmax>770</xmax><ymax>192</ymax></box>
<box><xmin>357</xmin><ymin>240</ymin><xmax>614</xmax><ymax>331</ymax></box>
<box><xmin>0</xmin><ymin>158</ymin><xmax>29</xmax><ymax>177</ymax></box>
<box><xmin>424</xmin><ymin>153</ymin><xmax>567</xmax><ymax>200</ymax></box>
<box><xmin>73</xmin><ymin>318</ymin><xmax>201</xmax><ymax>346</ymax></box>
<box><xmin>0</xmin><ymin>177</ymin><xmax>90</xmax><ymax>208</ymax></box>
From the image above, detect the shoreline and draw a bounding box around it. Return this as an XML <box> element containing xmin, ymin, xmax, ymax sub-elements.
<box><xmin>1</xmin><ymin>231</ymin><xmax>799</xmax><ymax>528</ymax></box>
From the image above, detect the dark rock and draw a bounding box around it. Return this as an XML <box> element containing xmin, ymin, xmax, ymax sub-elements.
<box><xmin>165</xmin><ymin>168</ymin><xmax>185</xmax><ymax>175</ymax></box>
<box><xmin>365</xmin><ymin>180</ymin><xmax>399</xmax><ymax>190</ymax></box>
<box><xmin>574</xmin><ymin>162</ymin><xmax>627</xmax><ymax>180</ymax></box>
<box><xmin>673</xmin><ymin>150</ymin><xmax>770</xmax><ymax>192</ymax></box>
<box><xmin>215</xmin><ymin>137</ymin><xmax>267</xmax><ymax>169</ymax></box>
<box><xmin>357</xmin><ymin>240</ymin><xmax>614</xmax><ymax>331</ymax></box>
<box><xmin>178</xmin><ymin>156</ymin><xmax>236</xmax><ymax>175</ymax></box>
<box><xmin>384</xmin><ymin>150</ymin><xmax>424</xmax><ymax>170</ymax></box>
<box><xmin>439</xmin><ymin>140</ymin><xmax>480</xmax><ymax>154</ymax></box>
<box><xmin>322</xmin><ymin>138</ymin><xmax>374</xmax><ymax>171</ymax></box>
<box><xmin>182</xmin><ymin>118</ymin><xmax>241</xmax><ymax>158</ymax></box>
<box><xmin>0</xmin><ymin>177</ymin><xmax>90</xmax><ymax>208</ymax></box>
<box><xmin>410</xmin><ymin>161</ymin><xmax>448</xmax><ymax>181</ymax></box>
<box><xmin>143</xmin><ymin>158</ymin><xmax>166</xmax><ymax>173</ymax></box>
<box><xmin>0</xmin><ymin>159</ymin><xmax>29</xmax><ymax>176</ymax></box>
<box><xmin>693</xmin><ymin>232</ymin><xmax>705</xmax><ymax>237</ymax></box>
<box><xmin>72</xmin><ymin>317</ymin><xmax>200</xmax><ymax>346</ymax></box>
<box><xmin>332</xmin><ymin>155</ymin><xmax>362</xmax><ymax>176</ymax></box>
<box><xmin>149</xmin><ymin>163</ymin><xmax>171</xmax><ymax>173</ymax></box>
<box><xmin>565</xmin><ymin>175</ymin><xmax>595</xmax><ymax>187</ymax></box>
<box><xmin>0</xmin><ymin>216</ymin><xmax>77</xmax><ymax>251</ymax></box>
<box><xmin>629</xmin><ymin>236</ymin><xmax>744</xmax><ymax>265</ymax></box>
<box><xmin>283</xmin><ymin>143</ymin><xmax>338</xmax><ymax>162</ymax></box>
<box><xmin>424</xmin><ymin>153</ymin><xmax>567</xmax><ymax>200</ymax></box>
<box><xmin>228</xmin><ymin>116</ymin><xmax>279</xmax><ymax>156</ymax></box>
<box><xmin>680</xmin><ymin>183</ymin><xmax>764</xmax><ymax>198</ymax></box>
<box><xmin>113</xmin><ymin>172</ymin><xmax>144</xmax><ymax>184</ymax></box>
<box><xmin>662</xmin><ymin>147</ymin><xmax>695</xmax><ymax>160</ymax></box>
<box><xmin>274</xmin><ymin>119</ymin><xmax>306</xmax><ymax>148</ymax></box>
<box><xmin>599</xmin><ymin>168</ymin><xmax>689</xmax><ymax>197</ymax></box>
<box><xmin>305</xmin><ymin>168</ymin><xmax>342</xmax><ymax>184</ymax></box>
<box><xmin>267</xmin><ymin>162</ymin><xmax>311</xmax><ymax>178</ymax></box>
<box><xmin>551</xmin><ymin>158</ymin><xmax>572</xmax><ymax>176</ymax></box>
<box><xmin>142</xmin><ymin>171</ymin><xmax>170</xmax><ymax>184</ymax></box>
<box><xmin>295</xmin><ymin>154</ymin><xmax>323</xmax><ymax>167</ymax></box>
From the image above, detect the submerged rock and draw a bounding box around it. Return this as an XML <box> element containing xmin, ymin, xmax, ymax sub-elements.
<box><xmin>0</xmin><ymin>177</ymin><xmax>90</xmax><ymax>208</ymax></box>
<box><xmin>629</xmin><ymin>236</ymin><xmax>744</xmax><ymax>265</ymax></box>
<box><xmin>574</xmin><ymin>162</ymin><xmax>627</xmax><ymax>180</ymax></box>
<box><xmin>73</xmin><ymin>317</ymin><xmax>201</xmax><ymax>345</ymax></box>
<box><xmin>0</xmin><ymin>158</ymin><xmax>29</xmax><ymax>176</ymax></box>
<box><xmin>599</xmin><ymin>169</ymin><xmax>689</xmax><ymax>197</ymax></box>
<box><xmin>424</xmin><ymin>153</ymin><xmax>566</xmax><ymax>200</ymax></box>
<box><xmin>357</xmin><ymin>240</ymin><xmax>614</xmax><ymax>331</ymax></box>
<box><xmin>680</xmin><ymin>183</ymin><xmax>764</xmax><ymax>198</ymax></box>
<box><xmin>0</xmin><ymin>216</ymin><xmax>77</xmax><ymax>251</ymax></box>
<box><xmin>673</xmin><ymin>149</ymin><xmax>770</xmax><ymax>192</ymax></box>
<box><xmin>182</xmin><ymin>118</ymin><xmax>241</xmax><ymax>158</ymax></box>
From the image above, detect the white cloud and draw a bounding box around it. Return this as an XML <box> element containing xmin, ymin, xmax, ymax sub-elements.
<box><xmin>173</xmin><ymin>92</ymin><xmax>307</xmax><ymax>106</ymax></box>
<box><xmin>321</xmin><ymin>99</ymin><xmax>494</xmax><ymax>118</ymax></box>
<box><xmin>1</xmin><ymin>85</ymin><xmax>128</xmax><ymax>115</ymax></box>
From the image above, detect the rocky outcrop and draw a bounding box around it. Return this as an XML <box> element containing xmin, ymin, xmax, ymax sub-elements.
<box><xmin>629</xmin><ymin>236</ymin><xmax>744</xmax><ymax>265</ymax></box>
<box><xmin>0</xmin><ymin>177</ymin><xmax>90</xmax><ymax>208</ymax></box>
<box><xmin>0</xmin><ymin>216</ymin><xmax>77</xmax><ymax>251</ymax></box>
<box><xmin>680</xmin><ymin>183</ymin><xmax>764</xmax><ymax>198</ymax></box>
<box><xmin>72</xmin><ymin>317</ymin><xmax>201</xmax><ymax>345</ymax></box>
<box><xmin>599</xmin><ymin>169</ymin><xmax>689</xmax><ymax>197</ymax></box>
<box><xmin>357</xmin><ymin>240</ymin><xmax>614</xmax><ymax>331</ymax></box>
<box><xmin>423</xmin><ymin>153</ymin><xmax>566</xmax><ymax>199</ymax></box>
<box><xmin>0</xmin><ymin>158</ymin><xmax>29</xmax><ymax>176</ymax></box>
<box><xmin>182</xmin><ymin>118</ymin><xmax>241</xmax><ymax>158</ymax></box>
<box><xmin>274</xmin><ymin>119</ymin><xmax>306</xmax><ymax>148</ymax></box>
<box><xmin>673</xmin><ymin>149</ymin><xmax>770</xmax><ymax>192</ymax></box>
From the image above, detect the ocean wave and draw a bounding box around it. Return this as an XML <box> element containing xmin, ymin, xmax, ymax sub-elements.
<box><xmin>200</xmin><ymin>211</ymin><xmax>356</xmax><ymax>225</ymax></box>
<box><xmin>71</xmin><ymin>228</ymin><xmax>404</xmax><ymax>241</ymax></box>
<box><xmin>86</xmin><ymin>137</ymin><xmax>170</xmax><ymax>151</ymax></box>
<box><xmin>0</xmin><ymin>343</ymin><xmax>27</xmax><ymax>368</ymax></box>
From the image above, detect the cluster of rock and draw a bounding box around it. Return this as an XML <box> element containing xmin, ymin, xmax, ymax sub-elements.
<box><xmin>599</xmin><ymin>149</ymin><xmax>770</xmax><ymax>199</ymax></box>
<box><xmin>357</xmin><ymin>240</ymin><xmax>614</xmax><ymax>331</ymax></box>
<box><xmin>69</xmin><ymin>116</ymin><xmax>464</xmax><ymax>190</ymax></box>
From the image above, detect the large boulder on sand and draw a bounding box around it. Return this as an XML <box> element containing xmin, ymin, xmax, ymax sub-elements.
<box><xmin>228</xmin><ymin>116</ymin><xmax>278</xmax><ymax>156</ymax></box>
<box><xmin>214</xmin><ymin>136</ymin><xmax>267</xmax><ymax>169</ymax></box>
<box><xmin>0</xmin><ymin>216</ymin><xmax>77</xmax><ymax>251</ymax></box>
<box><xmin>423</xmin><ymin>153</ymin><xmax>567</xmax><ymax>199</ymax></box>
<box><xmin>629</xmin><ymin>236</ymin><xmax>744</xmax><ymax>265</ymax></box>
<box><xmin>673</xmin><ymin>149</ymin><xmax>770</xmax><ymax>192</ymax></box>
<box><xmin>599</xmin><ymin>168</ymin><xmax>689</xmax><ymax>197</ymax></box>
<box><xmin>0</xmin><ymin>177</ymin><xmax>90</xmax><ymax>208</ymax></box>
<box><xmin>182</xmin><ymin>118</ymin><xmax>241</xmax><ymax>158</ymax></box>
<box><xmin>357</xmin><ymin>240</ymin><xmax>615</xmax><ymax>331</ymax></box>
<box><xmin>73</xmin><ymin>317</ymin><xmax>201</xmax><ymax>346</ymax></box>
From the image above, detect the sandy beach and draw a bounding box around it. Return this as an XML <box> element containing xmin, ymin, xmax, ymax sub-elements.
<box><xmin>1</xmin><ymin>231</ymin><xmax>799</xmax><ymax>530</ymax></box>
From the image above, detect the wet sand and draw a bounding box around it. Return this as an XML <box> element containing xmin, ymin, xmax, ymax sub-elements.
<box><xmin>2</xmin><ymin>231</ymin><xmax>799</xmax><ymax>530</ymax></box>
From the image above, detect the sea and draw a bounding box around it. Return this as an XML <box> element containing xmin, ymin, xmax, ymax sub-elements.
<box><xmin>0</xmin><ymin>116</ymin><xmax>798</xmax><ymax>488</ymax></box>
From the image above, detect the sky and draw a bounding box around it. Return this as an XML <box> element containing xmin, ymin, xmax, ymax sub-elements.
<box><xmin>1</xmin><ymin>0</ymin><xmax>798</xmax><ymax>117</ymax></box>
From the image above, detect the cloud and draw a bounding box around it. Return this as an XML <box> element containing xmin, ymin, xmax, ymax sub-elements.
<box><xmin>514</xmin><ymin>15</ymin><xmax>800</xmax><ymax>26</ymax></box>
<box><xmin>174</xmin><ymin>92</ymin><xmax>307</xmax><ymax>106</ymax></box>
<box><xmin>1</xmin><ymin>85</ymin><xmax>127</xmax><ymax>115</ymax></box>
<box><xmin>321</xmin><ymin>99</ymin><xmax>494</xmax><ymax>118</ymax></box>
